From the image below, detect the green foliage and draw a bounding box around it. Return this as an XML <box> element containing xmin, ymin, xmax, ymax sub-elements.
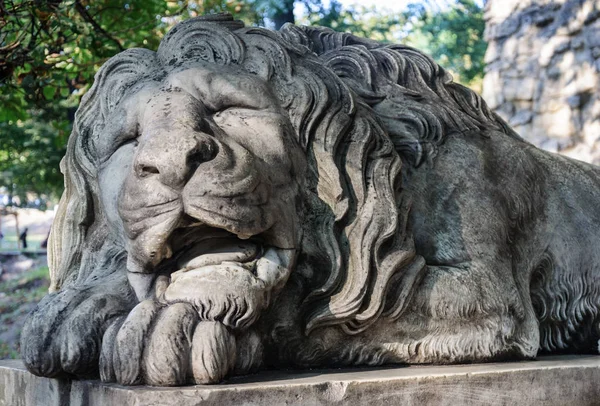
<box><xmin>302</xmin><ymin>0</ymin><xmax>406</xmax><ymax>43</ymax></box>
<box><xmin>0</xmin><ymin>110</ymin><xmax>67</xmax><ymax>200</ymax></box>
<box><xmin>1</xmin><ymin>0</ymin><xmax>172</xmax><ymax>119</ymax></box>
<box><xmin>255</xmin><ymin>0</ymin><xmax>294</xmax><ymax>28</ymax></box>
<box><xmin>403</xmin><ymin>0</ymin><xmax>487</xmax><ymax>87</ymax></box>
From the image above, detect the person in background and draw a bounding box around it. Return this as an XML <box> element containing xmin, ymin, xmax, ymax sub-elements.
<box><xmin>19</xmin><ymin>227</ymin><xmax>28</xmax><ymax>250</ymax></box>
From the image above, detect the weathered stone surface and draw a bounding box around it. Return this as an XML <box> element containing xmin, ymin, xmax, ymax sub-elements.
<box><xmin>483</xmin><ymin>0</ymin><xmax>600</xmax><ymax>164</ymax></box>
<box><xmin>509</xmin><ymin>110</ymin><xmax>534</xmax><ymax>126</ymax></box>
<box><xmin>503</xmin><ymin>77</ymin><xmax>536</xmax><ymax>100</ymax></box>
<box><xmin>19</xmin><ymin>14</ymin><xmax>600</xmax><ymax>388</ymax></box>
<box><xmin>3</xmin><ymin>357</ymin><xmax>600</xmax><ymax>406</ymax></box>
<box><xmin>0</xmin><ymin>360</ymin><xmax>71</xmax><ymax>406</ymax></box>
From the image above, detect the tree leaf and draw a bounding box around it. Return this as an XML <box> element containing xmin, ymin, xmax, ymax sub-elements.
<box><xmin>43</xmin><ymin>86</ymin><xmax>56</xmax><ymax>100</ymax></box>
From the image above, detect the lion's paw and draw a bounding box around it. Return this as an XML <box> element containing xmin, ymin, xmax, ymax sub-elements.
<box><xmin>100</xmin><ymin>300</ymin><xmax>237</xmax><ymax>386</ymax></box>
<box><xmin>21</xmin><ymin>286</ymin><xmax>133</xmax><ymax>378</ymax></box>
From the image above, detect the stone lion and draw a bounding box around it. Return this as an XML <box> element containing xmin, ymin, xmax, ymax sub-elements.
<box><xmin>22</xmin><ymin>15</ymin><xmax>600</xmax><ymax>386</ymax></box>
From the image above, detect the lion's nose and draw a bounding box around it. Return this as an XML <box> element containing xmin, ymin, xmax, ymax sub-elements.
<box><xmin>134</xmin><ymin>128</ymin><xmax>217</xmax><ymax>188</ymax></box>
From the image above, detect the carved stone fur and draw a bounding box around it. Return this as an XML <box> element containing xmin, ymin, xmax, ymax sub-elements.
<box><xmin>21</xmin><ymin>15</ymin><xmax>600</xmax><ymax>385</ymax></box>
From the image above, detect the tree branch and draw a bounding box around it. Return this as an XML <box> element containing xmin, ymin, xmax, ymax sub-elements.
<box><xmin>74</xmin><ymin>1</ymin><xmax>124</xmax><ymax>52</ymax></box>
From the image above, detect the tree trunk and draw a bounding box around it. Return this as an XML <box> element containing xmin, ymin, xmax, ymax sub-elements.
<box><xmin>272</xmin><ymin>0</ymin><xmax>295</xmax><ymax>29</ymax></box>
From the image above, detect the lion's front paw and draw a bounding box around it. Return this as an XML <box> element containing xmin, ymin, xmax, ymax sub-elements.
<box><xmin>21</xmin><ymin>285</ymin><xmax>133</xmax><ymax>378</ymax></box>
<box><xmin>100</xmin><ymin>300</ymin><xmax>237</xmax><ymax>386</ymax></box>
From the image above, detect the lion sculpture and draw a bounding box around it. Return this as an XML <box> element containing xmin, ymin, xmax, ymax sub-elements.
<box><xmin>21</xmin><ymin>15</ymin><xmax>600</xmax><ymax>386</ymax></box>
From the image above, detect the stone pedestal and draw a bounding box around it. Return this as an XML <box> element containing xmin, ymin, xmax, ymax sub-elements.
<box><xmin>1</xmin><ymin>356</ymin><xmax>600</xmax><ymax>405</ymax></box>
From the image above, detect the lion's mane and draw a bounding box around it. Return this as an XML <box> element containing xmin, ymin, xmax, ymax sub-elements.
<box><xmin>282</xmin><ymin>25</ymin><xmax>524</xmax><ymax>167</ymax></box>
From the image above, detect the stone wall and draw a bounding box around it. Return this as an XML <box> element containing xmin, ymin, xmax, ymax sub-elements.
<box><xmin>483</xmin><ymin>0</ymin><xmax>600</xmax><ymax>163</ymax></box>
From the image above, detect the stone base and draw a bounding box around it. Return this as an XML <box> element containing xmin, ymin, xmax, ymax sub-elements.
<box><xmin>1</xmin><ymin>356</ymin><xmax>600</xmax><ymax>405</ymax></box>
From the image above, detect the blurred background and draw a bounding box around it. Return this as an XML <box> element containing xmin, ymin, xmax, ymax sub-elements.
<box><xmin>0</xmin><ymin>0</ymin><xmax>598</xmax><ymax>357</ymax></box>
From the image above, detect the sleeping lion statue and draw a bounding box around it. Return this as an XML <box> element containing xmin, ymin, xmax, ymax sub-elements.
<box><xmin>21</xmin><ymin>14</ymin><xmax>600</xmax><ymax>386</ymax></box>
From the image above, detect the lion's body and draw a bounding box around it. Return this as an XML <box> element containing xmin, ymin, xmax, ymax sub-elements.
<box><xmin>21</xmin><ymin>16</ymin><xmax>600</xmax><ymax>384</ymax></box>
<box><xmin>263</xmin><ymin>131</ymin><xmax>600</xmax><ymax>367</ymax></box>
<box><xmin>265</xmin><ymin>131</ymin><xmax>600</xmax><ymax>367</ymax></box>
<box><xmin>401</xmin><ymin>131</ymin><xmax>600</xmax><ymax>360</ymax></box>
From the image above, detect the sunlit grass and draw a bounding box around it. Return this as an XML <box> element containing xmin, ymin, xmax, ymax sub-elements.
<box><xmin>0</xmin><ymin>265</ymin><xmax>50</xmax><ymax>359</ymax></box>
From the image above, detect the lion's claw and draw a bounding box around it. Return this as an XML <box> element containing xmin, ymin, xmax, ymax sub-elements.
<box><xmin>21</xmin><ymin>284</ymin><xmax>133</xmax><ymax>378</ymax></box>
<box><xmin>144</xmin><ymin>302</ymin><xmax>198</xmax><ymax>386</ymax></box>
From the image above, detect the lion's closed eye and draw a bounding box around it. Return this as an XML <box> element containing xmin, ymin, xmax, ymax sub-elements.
<box><xmin>97</xmin><ymin>129</ymin><xmax>140</xmax><ymax>167</ymax></box>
